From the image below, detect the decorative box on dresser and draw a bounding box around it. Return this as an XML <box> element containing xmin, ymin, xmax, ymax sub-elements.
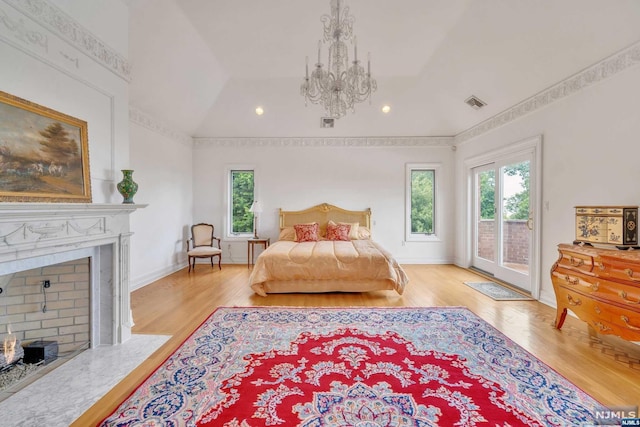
<box><xmin>551</xmin><ymin>243</ymin><xmax>640</xmax><ymax>341</ymax></box>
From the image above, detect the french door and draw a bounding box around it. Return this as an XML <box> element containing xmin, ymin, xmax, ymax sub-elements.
<box><xmin>472</xmin><ymin>153</ymin><xmax>534</xmax><ymax>292</ymax></box>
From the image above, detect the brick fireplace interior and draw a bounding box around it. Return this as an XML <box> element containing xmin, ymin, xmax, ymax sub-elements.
<box><xmin>1</xmin><ymin>258</ymin><xmax>91</xmax><ymax>356</ymax></box>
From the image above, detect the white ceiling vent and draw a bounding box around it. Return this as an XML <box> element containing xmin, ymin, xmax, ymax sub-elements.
<box><xmin>464</xmin><ymin>95</ymin><xmax>487</xmax><ymax>110</ymax></box>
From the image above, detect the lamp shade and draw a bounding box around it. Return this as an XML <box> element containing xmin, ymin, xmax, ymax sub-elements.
<box><xmin>250</xmin><ymin>201</ymin><xmax>263</xmax><ymax>214</ymax></box>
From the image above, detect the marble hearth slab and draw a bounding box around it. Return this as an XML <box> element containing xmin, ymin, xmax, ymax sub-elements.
<box><xmin>0</xmin><ymin>334</ymin><xmax>169</xmax><ymax>426</ymax></box>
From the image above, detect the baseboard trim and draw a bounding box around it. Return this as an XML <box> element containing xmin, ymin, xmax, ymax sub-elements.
<box><xmin>131</xmin><ymin>264</ymin><xmax>183</xmax><ymax>291</ymax></box>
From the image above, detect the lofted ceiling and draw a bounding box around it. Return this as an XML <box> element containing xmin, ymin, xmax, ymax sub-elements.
<box><xmin>126</xmin><ymin>0</ymin><xmax>640</xmax><ymax>138</ymax></box>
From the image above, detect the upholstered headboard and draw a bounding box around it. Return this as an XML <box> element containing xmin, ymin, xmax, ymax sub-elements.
<box><xmin>279</xmin><ymin>203</ymin><xmax>371</xmax><ymax>230</ymax></box>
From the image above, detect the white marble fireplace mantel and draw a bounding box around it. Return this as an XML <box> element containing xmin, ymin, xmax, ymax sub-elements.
<box><xmin>0</xmin><ymin>203</ymin><xmax>147</xmax><ymax>346</ymax></box>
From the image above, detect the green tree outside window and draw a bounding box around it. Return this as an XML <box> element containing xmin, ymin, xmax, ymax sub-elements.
<box><xmin>231</xmin><ymin>170</ymin><xmax>254</xmax><ymax>234</ymax></box>
<box><xmin>411</xmin><ymin>169</ymin><xmax>434</xmax><ymax>234</ymax></box>
<box><xmin>503</xmin><ymin>162</ymin><xmax>529</xmax><ymax>220</ymax></box>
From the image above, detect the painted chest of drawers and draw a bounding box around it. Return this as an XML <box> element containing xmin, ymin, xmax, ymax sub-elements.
<box><xmin>575</xmin><ymin>206</ymin><xmax>638</xmax><ymax>246</ymax></box>
<box><xmin>551</xmin><ymin>243</ymin><xmax>640</xmax><ymax>341</ymax></box>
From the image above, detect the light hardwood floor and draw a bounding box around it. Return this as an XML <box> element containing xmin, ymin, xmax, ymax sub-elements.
<box><xmin>73</xmin><ymin>264</ymin><xmax>640</xmax><ymax>425</ymax></box>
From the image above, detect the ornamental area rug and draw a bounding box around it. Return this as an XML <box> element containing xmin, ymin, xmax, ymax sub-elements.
<box><xmin>100</xmin><ymin>307</ymin><xmax>604</xmax><ymax>426</ymax></box>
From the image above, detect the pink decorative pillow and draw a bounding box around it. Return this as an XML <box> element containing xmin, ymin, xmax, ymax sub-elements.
<box><xmin>326</xmin><ymin>222</ymin><xmax>351</xmax><ymax>241</ymax></box>
<box><xmin>294</xmin><ymin>223</ymin><xmax>319</xmax><ymax>242</ymax></box>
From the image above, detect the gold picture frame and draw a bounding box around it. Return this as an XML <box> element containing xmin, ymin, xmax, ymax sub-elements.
<box><xmin>0</xmin><ymin>90</ymin><xmax>91</xmax><ymax>203</ymax></box>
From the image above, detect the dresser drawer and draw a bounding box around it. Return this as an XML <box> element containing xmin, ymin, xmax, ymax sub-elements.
<box><xmin>576</xmin><ymin>207</ymin><xmax>607</xmax><ymax>215</ymax></box>
<box><xmin>599</xmin><ymin>257</ymin><xmax>640</xmax><ymax>284</ymax></box>
<box><xmin>557</xmin><ymin>250</ymin><xmax>594</xmax><ymax>273</ymax></box>
<box><xmin>552</xmin><ymin>269</ymin><xmax>598</xmax><ymax>293</ymax></box>
<box><xmin>555</xmin><ymin>287</ymin><xmax>640</xmax><ymax>340</ymax></box>
<box><xmin>591</xmin><ymin>300</ymin><xmax>640</xmax><ymax>341</ymax></box>
<box><xmin>554</xmin><ymin>286</ymin><xmax>599</xmax><ymax>323</ymax></box>
<box><xmin>590</xmin><ymin>278</ymin><xmax>640</xmax><ymax>305</ymax></box>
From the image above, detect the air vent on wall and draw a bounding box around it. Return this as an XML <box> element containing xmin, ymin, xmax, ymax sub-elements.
<box><xmin>321</xmin><ymin>117</ymin><xmax>335</xmax><ymax>128</ymax></box>
<box><xmin>464</xmin><ymin>95</ymin><xmax>487</xmax><ymax>110</ymax></box>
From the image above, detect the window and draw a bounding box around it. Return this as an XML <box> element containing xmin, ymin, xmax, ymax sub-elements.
<box><xmin>406</xmin><ymin>163</ymin><xmax>440</xmax><ymax>241</ymax></box>
<box><xmin>229</xmin><ymin>169</ymin><xmax>255</xmax><ymax>236</ymax></box>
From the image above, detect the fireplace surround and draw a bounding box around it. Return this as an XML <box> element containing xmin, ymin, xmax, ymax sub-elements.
<box><xmin>0</xmin><ymin>203</ymin><xmax>144</xmax><ymax>348</ymax></box>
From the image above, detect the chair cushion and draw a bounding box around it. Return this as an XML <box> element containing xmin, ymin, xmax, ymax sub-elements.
<box><xmin>192</xmin><ymin>224</ymin><xmax>214</xmax><ymax>246</ymax></box>
<box><xmin>188</xmin><ymin>247</ymin><xmax>222</xmax><ymax>256</ymax></box>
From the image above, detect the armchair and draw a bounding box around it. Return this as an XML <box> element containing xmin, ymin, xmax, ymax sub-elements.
<box><xmin>186</xmin><ymin>223</ymin><xmax>222</xmax><ymax>272</ymax></box>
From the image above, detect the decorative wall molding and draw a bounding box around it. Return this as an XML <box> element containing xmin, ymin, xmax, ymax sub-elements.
<box><xmin>3</xmin><ymin>0</ymin><xmax>131</xmax><ymax>81</ymax></box>
<box><xmin>1</xmin><ymin>3</ymin><xmax>119</xmax><ymax>183</ymax></box>
<box><xmin>193</xmin><ymin>136</ymin><xmax>454</xmax><ymax>148</ymax></box>
<box><xmin>455</xmin><ymin>40</ymin><xmax>640</xmax><ymax>145</ymax></box>
<box><xmin>129</xmin><ymin>106</ymin><xmax>193</xmax><ymax>147</ymax></box>
<box><xmin>0</xmin><ymin>4</ymin><xmax>47</xmax><ymax>51</ymax></box>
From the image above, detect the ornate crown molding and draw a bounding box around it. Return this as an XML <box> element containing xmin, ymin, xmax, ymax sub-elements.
<box><xmin>129</xmin><ymin>106</ymin><xmax>193</xmax><ymax>147</ymax></box>
<box><xmin>193</xmin><ymin>136</ymin><xmax>454</xmax><ymax>149</ymax></box>
<box><xmin>3</xmin><ymin>0</ymin><xmax>131</xmax><ymax>81</ymax></box>
<box><xmin>455</xmin><ymin>40</ymin><xmax>640</xmax><ymax>145</ymax></box>
<box><xmin>0</xmin><ymin>4</ymin><xmax>47</xmax><ymax>51</ymax></box>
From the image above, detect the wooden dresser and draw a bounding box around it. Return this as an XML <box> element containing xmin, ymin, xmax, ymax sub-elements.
<box><xmin>551</xmin><ymin>243</ymin><xmax>640</xmax><ymax>341</ymax></box>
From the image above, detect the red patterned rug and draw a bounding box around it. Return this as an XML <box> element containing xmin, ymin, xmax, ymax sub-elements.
<box><xmin>100</xmin><ymin>307</ymin><xmax>604</xmax><ymax>426</ymax></box>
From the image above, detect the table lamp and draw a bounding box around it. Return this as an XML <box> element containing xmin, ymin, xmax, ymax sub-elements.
<box><xmin>249</xmin><ymin>201</ymin><xmax>263</xmax><ymax>239</ymax></box>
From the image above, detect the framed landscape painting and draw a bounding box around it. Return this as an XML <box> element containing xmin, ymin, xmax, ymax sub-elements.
<box><xmin>0</xmin><ymin>90</ymin><xmax>91</xmax><ymax>202</ymax></box>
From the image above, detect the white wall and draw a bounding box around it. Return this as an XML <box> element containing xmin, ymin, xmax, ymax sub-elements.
<box><xmin>128</xmin><ymin>121</ymin><xmax>193</xmax><ymax>290</ymax></box>
<box><xmin>192</xmin><ymin>141</ymin><xmax>456</xmax><ymax>265</ymax></box>
<box><xmin>453</xmin><ymin>64</ymin><xmax>640</xmax><ymax>306</ymax></box>
<box><xmin>0</xmin><ymin>0</ymin><xmax>194</xmax><ymax>292</ymax></box>
<box><xmin>0</xmin><ymin>0</ymin><xmax>130</xmax><ymax>202</ymax></box>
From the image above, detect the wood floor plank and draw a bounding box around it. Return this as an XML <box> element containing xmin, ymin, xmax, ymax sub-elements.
<box><xmin>72</xmin><ymin>264</ymin><xmax>640</xmax><ymax>425</ymax></box>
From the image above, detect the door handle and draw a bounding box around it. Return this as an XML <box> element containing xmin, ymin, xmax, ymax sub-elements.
<box><xmin>526</xmin><ymin>216</ymin><xmax>533</xmax><ymax>230</ymax></box>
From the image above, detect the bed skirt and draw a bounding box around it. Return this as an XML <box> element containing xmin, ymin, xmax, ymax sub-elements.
<box><xmin>251</xmin><ymin>278</ymin><xmax>402</xmax><ymax>297</ymax></box>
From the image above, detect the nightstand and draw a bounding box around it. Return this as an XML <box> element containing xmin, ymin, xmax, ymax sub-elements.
<box><xmin>247</xmin><ymin>238</ymin><xmax>270</xmax><ymax>268</ymax></box>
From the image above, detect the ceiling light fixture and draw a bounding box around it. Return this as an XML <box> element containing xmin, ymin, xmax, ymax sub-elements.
<box><xmin>255</xmin><ymin>106</ymin><xmax>264</xmax><ymax>115</ymax></box>
<box><xmin>381</xmin><ymin>105</ymin><xmax>391</xmax><ymax>114</ymax></box>
<box><xmin>300</xmin><ymin>0</ymin><xmax>377</xmax><ymax>119</ymax></box>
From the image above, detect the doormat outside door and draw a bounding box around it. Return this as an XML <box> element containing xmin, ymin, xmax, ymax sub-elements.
<box><xmin>463</xmin><ymin>281</ymin><xmax>534</xmax><ymax>300</ymax></box>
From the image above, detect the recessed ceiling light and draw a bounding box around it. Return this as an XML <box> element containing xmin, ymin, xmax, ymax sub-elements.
<box><xmin>381</xmin><ymin>105</ymin><xmax>391</xmax><ymax>114</ymax></box>
<box><xmin>255</xmin><ymin>106</ymin><xmax>264</xmax><ymax>115</ymax></box>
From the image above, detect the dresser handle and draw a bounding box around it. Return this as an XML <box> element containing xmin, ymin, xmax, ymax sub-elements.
<box><xmin>564</xmin><ymin>275</ymin><xmax>579</xmax><ymax>285</ymax></box>
<box><xmin>569</xmin><ymin>256</ymin><xmax>584</xmax><ymax>267</ymax></box>
<box><xmin>621</xmin><ymin>316</ymin><xmax>640</xmax><ymax>331</ymax></box>
<box><xmin>624</xmin><ymin>268</ymin><xmax>640</xmax><ymax>281</ymax></box>
<box><xmin>618</xmin><ymin>290</ymin><xmax>640</xmax><ymax>304</ymax></box>
<box><xmin>567</xmin><ymin>295</ymin><xmax>581</xmax><ymax>306</ymax></box>
<box><xmin>591</xmin><ymin>282</ymin><xmax>599</xmax><ymax>291</ymax></box>
<box><xmin>598</xmin><ymin>262</ymin><xmax>605</xmax><ymax>271</ymax></box>
<box><xmin>594</xmin><ymin>321</ymin><xmax>611</xmax><ymax>332</ymax></box>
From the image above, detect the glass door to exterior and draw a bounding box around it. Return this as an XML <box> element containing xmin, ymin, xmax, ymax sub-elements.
<box><xmin>472</xmin><ymin>155</ymin><xmax>533</xmax><ymax>292</ymax></box>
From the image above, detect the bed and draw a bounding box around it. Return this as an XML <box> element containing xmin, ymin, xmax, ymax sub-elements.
<box><xmin>249</xmin><ymin>203</ymin><xmax>408</xmax><ymax>296</ymax></box>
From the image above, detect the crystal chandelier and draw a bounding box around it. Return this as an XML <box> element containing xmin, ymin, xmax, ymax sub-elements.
<box><xmin>300</xmin><ymin>0</ymin><xmax>377</xmax><ymax>119</ymax></box>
